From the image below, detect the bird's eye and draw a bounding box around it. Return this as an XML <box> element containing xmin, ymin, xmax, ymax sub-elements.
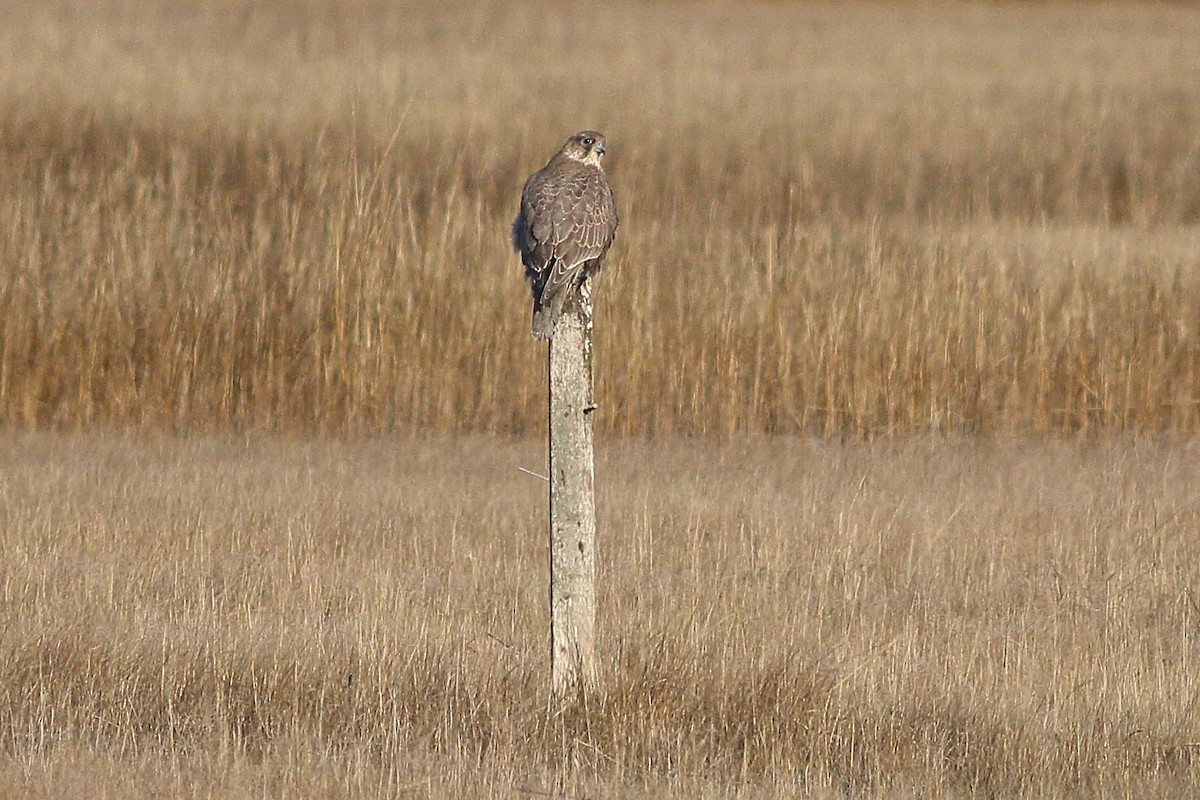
<box><xmin>582</xmin><ymin>137</ymin><xmax>594</xmax><ymax>147</ymax></box>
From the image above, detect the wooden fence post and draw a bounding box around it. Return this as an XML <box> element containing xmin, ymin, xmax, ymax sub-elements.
<box><xmin>547</xmin><ymin>279</ymin><xmax>598</xmax><ymax>702</ymax></box>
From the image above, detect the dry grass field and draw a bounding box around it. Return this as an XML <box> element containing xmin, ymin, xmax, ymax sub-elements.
<box><xmin>2</xmin><ymin>0</ymin><xmax>1200</xmax><ymax>797</ymax></box>
<box><xmin>1</xmin><ymin>0</ymin><xmax>1199</xmax><ymax>435</ymax></box>
<box><xmin>2</xmin><ymin>434</ymin><xmax>1199</xmax><ymax>798</ymax></box>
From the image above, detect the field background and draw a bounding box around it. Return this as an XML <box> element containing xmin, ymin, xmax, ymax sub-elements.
<box><xmin>1</xmin><ymin>0</ymin><xmax>1200</xmax><ymax>797</ymax></box>
<box><xmin>2</xmin><ymin>0</ymin><xmax>1199</xmax><ymax>436</ymax></box>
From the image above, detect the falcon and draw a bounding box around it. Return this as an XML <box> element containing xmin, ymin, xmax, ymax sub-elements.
<box><xmin>512</xmin><ymin>131</ymin><xmax>619</xmax><ymax>340</ymax></box>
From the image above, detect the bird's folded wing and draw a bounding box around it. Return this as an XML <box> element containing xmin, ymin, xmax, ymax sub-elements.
<box><xmin>537</xmin><ymin>178</ymin><xmax>616</xmax><ymax>302</ymax></box>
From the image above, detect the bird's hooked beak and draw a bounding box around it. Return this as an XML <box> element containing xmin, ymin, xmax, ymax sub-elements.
<box><xmin>594</xmin><ymin>143</ymin><xmax>606</xmax><ymax>156</ymax></box>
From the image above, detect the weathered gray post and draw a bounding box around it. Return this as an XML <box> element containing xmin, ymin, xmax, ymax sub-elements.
<box><xmin>547</xmin><ymin>281</ymin><xmax>598</xmax><ymax>701</ymax></box>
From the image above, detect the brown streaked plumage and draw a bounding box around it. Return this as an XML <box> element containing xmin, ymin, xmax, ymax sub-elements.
<box><xmin>512</xmin><ymin>130</ymin><xmax>619</xmax><ymax>340</ymax></box>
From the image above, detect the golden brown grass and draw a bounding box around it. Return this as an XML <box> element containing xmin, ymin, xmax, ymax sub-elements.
<box><xmin>1</xmin><ymin>1</ymin><xmax>1199</xmax><ymax>435</ymax></box>
<box><xmin>3</xmin><ymin>2</ymin><xmax>1200</xmax><ymax>797</ymax></box>
<box><xmin>1</xmin><ymin>433</ymin><xmax>1198</xmax><ymax>797</ymax></box>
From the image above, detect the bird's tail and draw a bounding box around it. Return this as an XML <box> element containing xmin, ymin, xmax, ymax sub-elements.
<box><xmin>531</xmin><ymin>304</ymin><xmax>556</xmax><ymax>340</ymax></box>
<box><xmin>531</xmin><ymin>276</ymin><xmax>582</xmax><ymax>340</ymax></box>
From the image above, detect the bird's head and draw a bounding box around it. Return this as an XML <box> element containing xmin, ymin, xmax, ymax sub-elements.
<box><xmin>560</xmin><ymin>130</ymin><xmax>607</xmax><ymax>167</ymax></box>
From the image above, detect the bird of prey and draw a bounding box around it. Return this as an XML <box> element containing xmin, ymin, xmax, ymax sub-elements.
<box><xmin>512</xmin><ymin>130</ymin><xmax>619</xmax><ymax>340</ymax></box>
